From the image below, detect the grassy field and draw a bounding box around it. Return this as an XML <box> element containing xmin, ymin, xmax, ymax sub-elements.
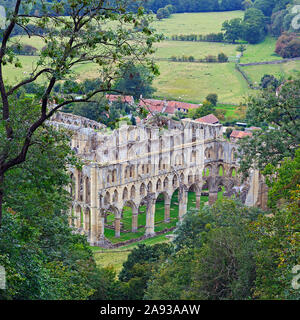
<box><xmin>239</xmin><ymin>37</ymin><xmax>280</xmax><ymax>64</ymax></box>
<box><xmin>153</xmin><ymin>60</ymin><xmax>249</xmax><ymax>104</ymax></box>
<box><xmin>240</xmin><ymin>60</ymin><xmax>300</xmax><ymax>85</ymax></box>
<box><xmin>152</xmin><ymin>11</ymin><xmax>244</xmax><ymax>36</ymax></box>
<box><xmin>93</xmin><ymin>232</ymin><xmax>173</xmax><ymax>273</ymax></box>
<box><xmin>6</xmin><ymin>11</ymin><xmax>295</xmax><ymax>111</ymax></box>
<box><xmin>154</xmin><ymin>41</ymin><xmax>237</xmax><ymax>60</ymax></box>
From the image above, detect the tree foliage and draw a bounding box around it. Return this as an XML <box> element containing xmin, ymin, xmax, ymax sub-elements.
<box><xmin>238</xmin><ymin>79</ymin><xmax>300</xmax><ymax>178</ymax></box>
<box><xmin>0</xmin><ymin>0</ymin><xmax>161</xmax><ymax>225</ymax></box>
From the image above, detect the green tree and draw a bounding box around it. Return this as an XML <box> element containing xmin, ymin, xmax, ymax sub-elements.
<box><xmin>238</xmin><ymin>79</ymin><xmax>300</xmax><ymax>178</ymax></box>
<box><xmin>0</xmin><ymin>0</ymin><xmax>160</xmax><ymax>225</ymax></box>
<box><xmin>236</xmin><ymin>44</ymin><xmax>247</xmax><ymax>56</ymax></box>
<box><xmin>188</xmin><ymin>100</ymin><xmax>216</xmax><ymax>119</ymax></box>
<box><xmin>206</xmin><ymin>93</ymin><xmax>218</xmax><ymax>106</ymax></box>
<box><xmin>222</xmin><ymin>18</ymin><xmax>243</xmax><ymax>43</ymax></box>
<box><xmin>114</xmin><ymin>62</ymin><xmax>156</xmax><ymax>100</ymax></box>
<box><xmin>145</xmin><ymin>199</ymin><xmax>262</xmax><ymax>300</ymax></box>
<box><xmin>260</xmin><ymin>74</ymin><xmax>279</xmax><ymax>90</ymax></box>
<box><xmin>242</xmin><ymin>7</ymin><xmax>267</xmax><ymax>44</ymax></box>
<box><xmin>217</xmin><ymin>52</ymin><xmax>228</xmax><ymax>62</ymax></box>
<box><xmin>119</xmin><ymin>243</ymin><xmax>172</xmax><ymax>300</ymax></box>
<box><xmin>0</xmin><ymin>118</ymin><xmax>107</xmax><ymax>299</ymax></box>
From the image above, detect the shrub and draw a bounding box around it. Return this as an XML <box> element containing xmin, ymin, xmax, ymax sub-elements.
<box><xmin>218</xmin><ymin>52</ymin><xmax>228</xmax><ymax>62</ymax></box>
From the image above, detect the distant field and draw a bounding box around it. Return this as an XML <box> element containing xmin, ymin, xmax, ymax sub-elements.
<box><xmin>153</xmin><ymin>61</ymin><xmax>249</xmax><ymax>104</ymax></box>
<box><xmin>5</xmin><ymin>11</ymin><xmax>293</xmax><ymax>106</ymax></box>
<box><xmin>241</xmin><ymin>60</ymin><xmax>300</xmax><ymax>85</ymax></box>
<box><xmin>151</xmin><ymin>11</ymin><xmax>244</xmax><ymax>37</ymax></box>
<box><xmin>154</xmin><ymin>41</ymin><xmax>237</xmax><ymax>60</ymax></box>
<box><xmin>239</xmin><ymin>37</ymin><xmax>280</xmax><ymax>63</ymax></box>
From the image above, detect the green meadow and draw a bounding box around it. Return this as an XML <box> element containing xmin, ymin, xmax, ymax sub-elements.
<box><xmin>153</xmin><ymin>61</ymin><xmax>249</xmax><ymax>104</ymax></box>
<box><xmin>151</xmin><ymin>11</ymin><xmax>244</xmax><ymax>36</ymax></box>
<box><xmin>5</xmin><ymin>11</ymin><xmax>294</xmax><ymax>111</ymax></box>
<box><xmin>240</xmin><ymin>60</ymin><xmax>300</xmax><ymax>85</ymax></box>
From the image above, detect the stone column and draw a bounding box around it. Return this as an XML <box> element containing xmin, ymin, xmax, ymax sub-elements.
<box><xmin>74</xmin><ymin>168</ymin><xmax>79</xmax><ymax>201</ymax></box>
<box><xmin>209</xmin><ymin>189</ymin><xmax>218</xmax><ymax>205</ymax></box>
<box><xmin>115</xmin><ymin>216</ymin><xmax>121</xmax><ymax>238</ymax></box>
<box><xmin>196</xmin><ymin>191</ymin><xmax>201</xmax><ymax>209</ymax></box>
<box><xmin>83</xmin><ymin>177</ymin><xmax>87</xmax><ymax>206</ymax></box>
<box><xmin>145</xmin><ymin>195</ymin><xmax>155</xmax><ymax>236</ymax></box>
<box><xmin>68</xmin><ymin>207</ymin><xmax>73</xmax><ymax>227</ymax></box>
<box><xmin>76</xmin><ymin>208</ymin><xmax>82</xmax><ymax>228</ymax></box>
<box><xmin>178</xmin><ymin>192</ymin><xmax>187</xmax><ymax>221</ymax></box>
<box><xmin>90</xmin><ymin>164</ymin><xmax>98</xmax><ymax>245</ymax></box>
<box><xmin>132</xmin><ymin>206</ymin><xmax>138</xmax><ymax>233</ymax></box>
<box><xmin>164</xmin><ymin>199</ymin><xmax>171</xmax><ymax>223</ymax></box>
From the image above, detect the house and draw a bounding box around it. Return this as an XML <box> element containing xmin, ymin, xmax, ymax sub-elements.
<box><xmin>105</xmin><ymin>94</ymin><xmax>134</xmax><ymax>105</ymax></box>
<box><xmin>230</xmin><ymin>130</ymin><xmax>252</xmax><ymax>143</ymax></box>
<box><xmin>195</xmin><ymin>114</ymin><xmax>219</xmax><ymax>124</ymax></box>
<box><xmin>245</xmin><ymin>126</ymin><xmax>261</xmax><ymax>133</ymax></box>
<box><xmin>139</xmin><ymin>98</ymin><xmax>200</xmax><ymax>115</ymax></box>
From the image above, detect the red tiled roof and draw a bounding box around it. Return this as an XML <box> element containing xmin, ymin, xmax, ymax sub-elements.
<box><xmin>195</xmin><ymin>114</ymin><xmax>219</xmax><ymax>124</ymax></box>
<box><xmin>230</xmin><ymin>130</ymin><xmax>252</xmax><ymax>139</ymax></box>
<box><xmin>106</xmin><ymin>94</ymin><xmax>134</xmax><ymax>104</ymax></box>
<box><xmin>139</xmin><ymin>99</ymin><xmax>200</xmax><ymax>114</ymax></box>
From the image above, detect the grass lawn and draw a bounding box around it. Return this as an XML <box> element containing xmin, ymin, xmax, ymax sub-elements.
<box><xmin>152</xmin><ymin>11</ymin><xmax>244</xmax><ymax>37</ymax></box>
<box><xmin>153</xmin><ymin>61</ymin><xmax>250</xmax><ymax>104</ymax></box>
<box><xmin>239</xmin><ymin>37</ymin><xmax>280</xmax><ymax>64</ymax></box>
<box><xmin>154</xmin><ymin>41</ymin><xmax>237</xmax><ymax>60</ymax></box>
<box><xmin>240</xmin><ymin>60</ymin><xmax>300</xmax><ymax>85</ymax></box>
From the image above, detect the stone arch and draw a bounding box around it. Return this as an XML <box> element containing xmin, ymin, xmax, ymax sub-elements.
<box><xmin>205</xmin><ymin>147</ymin><xmax>212</xmax><ymax>159</ymax></box>
<box><xmin>112</xmin><ymin>169</ymin><xmax>117</xmax><ymax>183</ymax></box>
<box><xmin>155</xmin><ymin>191</ymin><xmax>172</xmax><ymax>223</ymax></box>
<box><xmin>140</xmin><ymin>183</ymin><xmax>146</xmax><ymax>197</ymax></box>
<box><xmin>203</xmin><ymin>165</ymin><xmax>212</xmax><ymax>177</ymax></box>
<box><xmin>104</xmin><ymin>191</ymin><xmax>110</xmax><ymax>205</ymax></box>
<box><xmin>106</xmin><ymin>170</ymin><xmax>111</xmax><ymax>184</ymax></box>
<box><xmin>229</xmin><ymin>167</ymin><xmax>237</xmax><ymax>178</ymax></box>
<box><xmin>75</xmin><ymin>204</ymin><xmax>82</xmax><ymax>228</ymax></box>
<box><xmin>156</xmin><ymin>178</ymin><xmax>162</xmax><ymax>192</ymax></box>
<box><xmin>218</xmin><ymin>145</ymin><xmax>224</xmax><ymax>159</ymax></box>
<box><xmin>190</xmin><ymin>150</ymin><xmax>196</xmax><ymax>163</ymax></box>
<box><xmin>122</xmin><ymin>187</ymin><xmax>128</xmax><ymax>200</ymax></box>
<box><xmin>180</xmin><ymin>172</ymin><xmax>185</xmax><ymax>184</ymax></box>
<box><xmin>163</xmin><ymin>177</ymin><xmax>169</xmax><ymax>189</ymax></box>
<box><xmin>147</xmin><ymin>181</ymin><xmax>153</xmax><ymax>193</ymax></box>
<box><xmin>218</xmin><ymin>164</ymin><xmax>225</xmax><ymax>176</ymax></box>
<box><xmin>130</xmin><ymin>165</ymin><xmax>135</xmax><ymax>178</ymax></box>
<box><xmin>172</xmin><ymin>175</ymin><xmax>178</xmax><ymax>188</ymax></box>
<box><xmin>231</xmin><ymin>148</ymin><xmax>237</xmax><ymax>162</ymax></box>
<box><xmin>112</xmin><ymin>189</ymin><xmax>118</xmax><ymax>203</ymax></box>
<box><xmin>85</xmin><ymin>176</ymin><xmax>90</xmax><ymax>205</ymax></box>
<box><xmin>188</xmin><ymin>170</ymin><xmax>193</xmax><ymax>185</ymax></box>
<box><xmin>78</xmin><ymin>171</ymin><xmax>83</xmax><ymax>201</ymax></box>
<box><xmin>130</xmin><ymin>185</ymin><xmax>136</xmax><ymax>199</ymax></box>
<box><xmin>70</xmin><ymin>173</ymin><xmax>75</xmax><ymax>200</ymax></box>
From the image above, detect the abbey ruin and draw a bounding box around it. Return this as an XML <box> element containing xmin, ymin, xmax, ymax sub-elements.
<box><xmin>50</xmin><ymin>112</ymin><xmax>268</xmax><ymax>247</ymax></box>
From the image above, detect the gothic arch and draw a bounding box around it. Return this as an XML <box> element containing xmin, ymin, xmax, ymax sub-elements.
<box><xmin>140</xmin><ymin>183</ymin><xmax>146</xmax><ymax>197</ymax></box>
<box><xmin>130</xmin><ymin>185</ymin><xmax>136</xmax><ymax>199</ymax></box>
<box><xmin>112</xmin><ymin>189</ymin><xmax>118</xmax><ymax>203</ymax></box>
<box><xmin>122</xmin><ymin>187</ymin><xmax>128</xmax><ymax>200</ymax></box>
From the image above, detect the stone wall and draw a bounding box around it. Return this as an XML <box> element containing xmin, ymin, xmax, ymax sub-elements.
<box><xmin>48</xmin><ymin>113</ymin><xmax>268</xmax><ymax>246</ymax></box>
